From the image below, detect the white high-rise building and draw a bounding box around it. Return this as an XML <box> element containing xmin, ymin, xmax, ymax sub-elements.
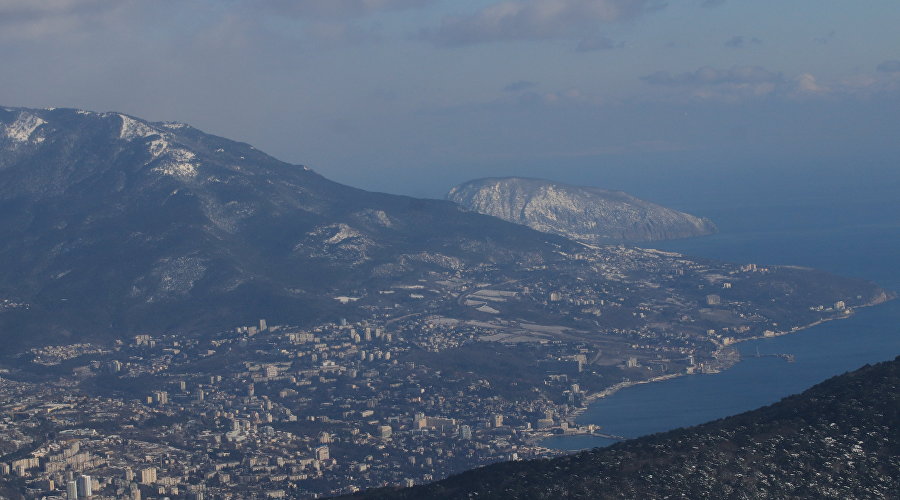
<box><xmin>140</xmin><ymin>467</ymin><xmax>157</xmax><ymax>485</ymax></box>
<box><xmin>77</xmin><ymin>474</ymin><xmax>92</xmax><ymax>497</ymax></box>
<box><xmin>66</xmin><ymin>480</ymin><xmax>78</xmax><ymax>500</ymax></box>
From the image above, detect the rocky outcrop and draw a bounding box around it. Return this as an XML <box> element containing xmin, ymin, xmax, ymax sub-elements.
<box><xmin>448</xmin><ymin>177</ymin><xmax>717</xmax><ymax>244</ymax></box>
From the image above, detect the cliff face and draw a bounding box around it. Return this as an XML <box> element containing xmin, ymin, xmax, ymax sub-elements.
<box><xmin>448</xmin><ymin>177</ymin><xmax>717</xmax><ymax>244</ymax></box>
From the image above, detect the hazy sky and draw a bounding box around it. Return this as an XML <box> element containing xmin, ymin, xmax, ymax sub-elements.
<box><xmin>2</xmin><ymin>0</ymin><xmax>899</xmax><ymax>201</ymax></box>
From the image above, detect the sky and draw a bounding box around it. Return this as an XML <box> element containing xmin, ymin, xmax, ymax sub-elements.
<box><xmin>1</xmin><ymin>0</ymin><xmax>899</xmax><ymax>204</ymax></box>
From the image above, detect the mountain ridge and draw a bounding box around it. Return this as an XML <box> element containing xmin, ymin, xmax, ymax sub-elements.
<box><xmin>0</xmin><ymin>106</ymin><xmax>576</xmax><ymax>350</ymax></box>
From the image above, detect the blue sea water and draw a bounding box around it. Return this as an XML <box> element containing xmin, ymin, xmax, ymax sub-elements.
<box><xmin>544</xmin><ymin>193</ymin><xmax>900</xmax><ymax>451</ymax></box>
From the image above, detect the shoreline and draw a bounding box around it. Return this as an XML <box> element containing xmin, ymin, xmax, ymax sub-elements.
<box><xmin>726</xmin><ymin>291</ymin><xmax>894</xmax><ymax>347</ymax></box>
<box><xmin>538</xmin><ymin>293</ymin><xmax>895</xmax><ymax>449</ymax></box>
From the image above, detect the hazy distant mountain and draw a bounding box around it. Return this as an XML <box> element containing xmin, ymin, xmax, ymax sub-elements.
<box><xmin>344</xmin><ymin>356</ymin><xmax>900</xmax><ymax>499</ymax></box>
<box><xmin>0</xmin><ymin>107</ymin><xmax>575</xmax><ymax>349</ymax></box>
<box><xmin>447</xmin><ymin>177</ymin><xmax>717</xmax><ymax>244</ymax></box>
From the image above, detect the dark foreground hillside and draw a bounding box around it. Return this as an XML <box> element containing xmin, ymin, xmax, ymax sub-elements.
<box><xmin>344</xmin><ymin>356</ymin><xmax>900</xmax><ymax>499</ymax></box>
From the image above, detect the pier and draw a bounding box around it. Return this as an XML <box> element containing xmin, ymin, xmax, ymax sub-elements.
<box><xmin>752</xmin><ymin>347</ymin><xmax>795</xmax><ymax>363</ymax></box>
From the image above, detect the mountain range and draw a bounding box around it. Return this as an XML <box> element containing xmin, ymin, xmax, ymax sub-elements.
<box><xmin>0</xmin><ymin>106</ymin><xmax>885</xmax><ymax>359</ymax></box>
<box><xmin>0</xmin><ymin>107</ymin><xmax>576</xmax><ymax>351</ymax></box>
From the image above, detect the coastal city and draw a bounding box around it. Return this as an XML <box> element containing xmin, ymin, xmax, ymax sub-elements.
<box><xmin>2</xmin><ymin>2</ymin><xmax>899</xmax><ymax>498</ymax></box>
<box><xmin>0</xmin><ymin>243</ymin><xmax>885</xmax><ymax>499</ymax></box>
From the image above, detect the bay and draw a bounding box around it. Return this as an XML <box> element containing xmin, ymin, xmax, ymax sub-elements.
<box><xmin>544</xmin><ymin>196</ymin><xmax>900</xmax><ymax>451</ymax></box>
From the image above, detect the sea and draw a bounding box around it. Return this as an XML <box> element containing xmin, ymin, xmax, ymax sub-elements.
<box><xmin>543</xmin><ymin>180</ymin><xmax>900</xmax><ymax>451</ymax></box>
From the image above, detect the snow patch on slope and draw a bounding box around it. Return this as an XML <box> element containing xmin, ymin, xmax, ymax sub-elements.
<box><xmin>295</xmin><ymin>223</ymin><xmax>375</xmax><ymax>265</ymax></box>
<box><xmin>353</xmin><ymin>208</ymin><xmax>395</xmax><ymax>228</ymax></box>
<box><xmin>325</xmin><ymin>223</ymin><xmax>364</xmax><ymax>244</ymax></box>
<box><xmin>148</xmin><ymin>138</ymin><xmax>169</xmax><ymax>158</ymax></box>
<box><xmin>152</xmin><ymin>148</ymin><xmax>200</xmax><ymax>179</ymax></box>
<box><xmin>3</xmin><ymin>112</ymin><xmax>46</xmax><ymax>144</ymax></box>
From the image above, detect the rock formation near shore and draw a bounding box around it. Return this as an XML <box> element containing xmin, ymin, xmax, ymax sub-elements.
<box><xmin>448</xmin><ymin>177</ymin><xmax>717</xmax><ymax>244</ymax></box>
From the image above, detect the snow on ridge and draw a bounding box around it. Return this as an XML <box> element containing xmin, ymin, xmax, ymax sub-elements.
<box><xmin>119</xmin><ymin>114</ymin><xmax>158</xmax><ymax>141</ymax></box>
<box><xmin>118</xmin><ymin>115</ymin><xmax>187</xmax><ymax>168</ymax></box>
<box><xmin>160</xmin><ymin>122</ymin><xmax>188</xmax><ymax>130</ymax></box>
<box><xmin>2</xmin><ymin>112</ymin><xmax>47</xmax><ymax>144</ymax></box>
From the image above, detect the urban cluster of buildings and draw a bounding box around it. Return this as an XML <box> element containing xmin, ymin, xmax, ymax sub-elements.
<box><xmin>0</xmin><ymin>244</ymin><xmax>866</xmax><ymax>498</ymax></box>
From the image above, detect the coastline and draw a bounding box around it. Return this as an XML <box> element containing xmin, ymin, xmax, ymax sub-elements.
<box><xmin>536</xmin><ymin>291</ymin><xmax>896</xmax><ymax>449</ymax></box>
<box><xmin>725</xmin><ymin>290</ymin><xmax>895</xmax><ymax>347</ymax></box>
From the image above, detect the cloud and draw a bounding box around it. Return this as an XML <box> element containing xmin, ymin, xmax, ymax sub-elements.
<box><xmin>232</xmin><ymin>1</ymin><xmax>439</xmax><ymax>47</ymax></box>
<box><xmin>0</xmin><ymin>0</ymin><xmax>115</xmax><ymax>18</ymax></box>
<box><xmin>877</xmin><ymin>60</ymin><xmax>900</xmax><ymax>73</ymax></box>
<box><xmin>576</xmin><ymin>36</ymin><xmax>625</xmax><ymax>52</ymax></box>
<box><xmin>533</xmin><ymin>88</ymin><xmax>590</xmax><ymax>105</ymax></box>
<box><xmin>640</xmin><ymin>66</ymin><xmax>791</xmax><ymax>101</ymax></box>
<box><xmin>301</xmin><ymin>20</ymin><xmax>385</xmax><ymax>46</ymax></box>
<box><xmin>793</xmin><ymin>73</ymin><xmax>828</xmax><ymax>95</ymax></box>
<box><xmin>420</xmin><ymin>0</ymin><xmax>664</xmax><ymax>47</ymax></box>
<box><xmin>641</xmin><ymin>66</ymin><xmax>783</xmax><ymax>86</ymax></box>
<box><xmin>257</xmin><ymin>0</ymin><xmax>435</xmax><ymax>19</ymax></box>
<box><xmin>724</xmin><ymin>36</ymin><xmax>761</xmax><ymax>49</ymax></box>
<box><xmin>0</xmin><ymin>0</ymin><xmax>125</xmax><ymax>39</ymax></box>
<box><xmin>502</xmin><ymin>81</ymin><xmax>538</xmax><ymax>92</ymax></box>
<box><xmin>639</xmin><ymin>65</ymin><xmax>852</xmax><ymax>102</ymax></box>
<box><xmin>814</xmin><ymin>30</ymin><xmax>836</xmax><ymax>45</ymax></box>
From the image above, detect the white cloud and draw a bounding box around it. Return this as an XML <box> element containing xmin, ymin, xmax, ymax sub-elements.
<box><xmin>640</xmin><ymin>66</ymin><xmax>788</xmax><ymax>101</ymax></box>
<box><xmin>0</xmin><ymin>0</ymin><xmax>126</xmax><ymax>39</ymax></box>
<box><xmin>576</xmin><ymin>36</ymin><xmax>625</xmax><ymax>52</ymax></box>
<box><xmin>421</xmin><ymin>0</ymin><xmax>663</xmax><ymax>47</ymax></box>
<box><xmin>641</xmin><ymin>66</ymin><xmax>783</xmax><ymax>86</ymax></box>
<box><xmin>0</xmin><ymin>0</ymin><xmax>114</xmax><ymax>17</ymax></box>
<box><xmin>794</xmin><ymin>73</ymin><xmax>828</xmax><ymax>95</ymax></box>
<box><xmin>638</xmin><ymin>65</ymin><xmax>894</xmax><ymax>102</ymax></box>
<box><xmin>256</xmin><ymin>0</ymin><xmax>435</xmax><ymax>18</ymax></box>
